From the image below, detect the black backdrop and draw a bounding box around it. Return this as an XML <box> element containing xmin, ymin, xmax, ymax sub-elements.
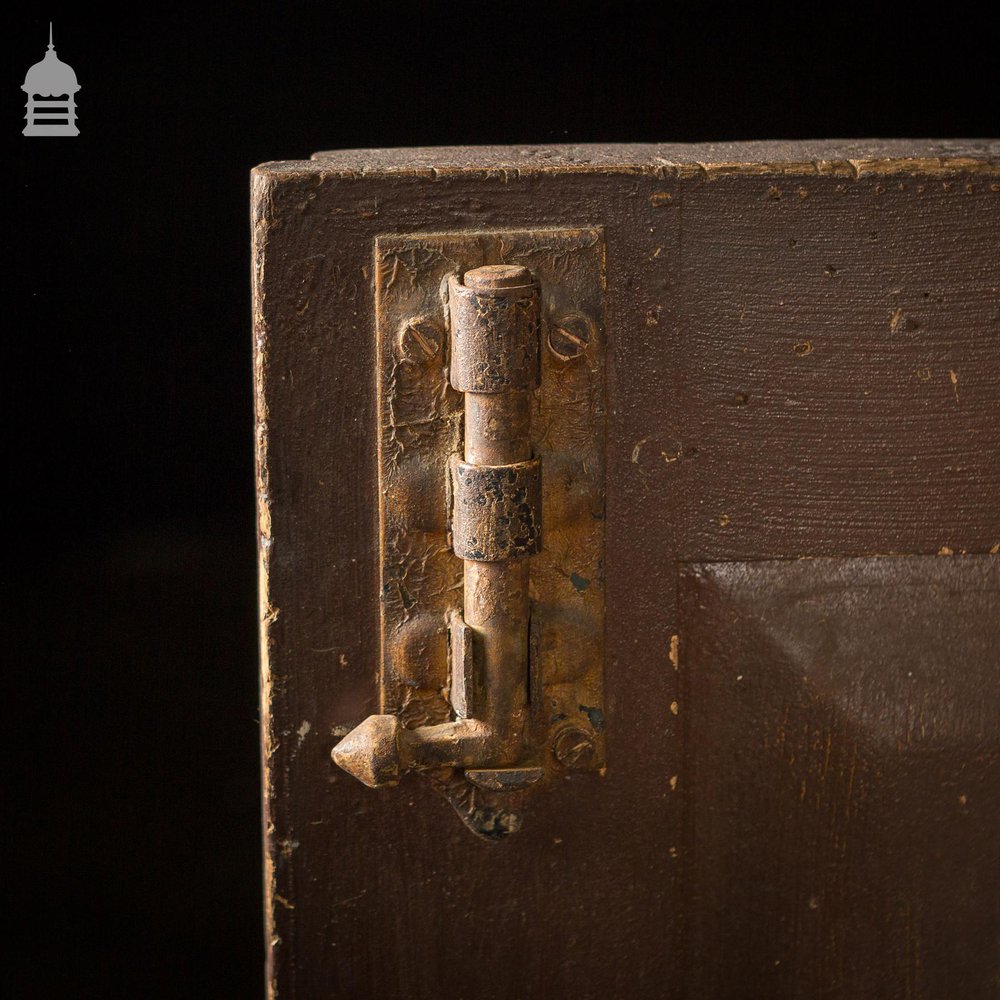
<box><xmin>6</xmin><ymin>4</ymin><xmax>994</xmax><ymax>997</ymax></box>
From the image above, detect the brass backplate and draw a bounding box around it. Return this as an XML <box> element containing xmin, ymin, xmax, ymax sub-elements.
<box><xmin>374</xmin><ymin>229</ymin><xmax>606</xmax><ymax>772</ymax></box>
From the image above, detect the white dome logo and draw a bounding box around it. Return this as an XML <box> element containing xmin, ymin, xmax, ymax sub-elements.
<box><xmin>22</xmin><ymin>23</ymin><xmax>80</xmax><ymax>137</ymax></box>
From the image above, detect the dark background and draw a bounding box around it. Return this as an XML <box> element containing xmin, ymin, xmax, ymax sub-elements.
<box><xmin>5</xmin><ymin>4</ymin><xmax>994</xmax><ymax>997</ymax></box>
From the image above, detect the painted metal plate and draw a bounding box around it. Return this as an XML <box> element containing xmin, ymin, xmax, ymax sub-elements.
<box><xmin>374</xmin><ymin>228</ymin><xmax>607</xmax><ymax>771</ymax></box>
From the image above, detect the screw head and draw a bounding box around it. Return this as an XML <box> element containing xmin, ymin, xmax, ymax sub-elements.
<box><xmin>552</xmin><ymin>726</ymin><xmax>597</xmax><ymax>770</ymax></box>
<box><xmin>398</xmin><ymin>317</ymin><xmax>443</xmax><ymax>362</ymax></box>
<box><xmin>547</xmin><ymin>314</ymin><xmax>592</xmax><ymax>361</ymax></box>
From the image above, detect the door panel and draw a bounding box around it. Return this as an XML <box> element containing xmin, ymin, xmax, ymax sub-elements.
<box><xmin>680</xmin><ymin>556</ymin><xmax>999</xmax><ymax>998</ymax></box>
<box><xmin>252</xmin><ymin>141</ymin><xmax>1000</xmax><ymax>999</ymax></box>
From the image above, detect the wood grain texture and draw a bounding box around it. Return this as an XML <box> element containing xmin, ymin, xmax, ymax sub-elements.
<box><xmin>308</xmin><ymin>140</ymin><xmax>1000</xmax><ymax>177</ymax></box>
<box><xmin>679</xmin><ymin>556</ymin><xmax>999</xmax><ymax>999</ymax></box>
<box><xmin>252</xmin><ymin>141</ymin><xmax>1000</xmax><ymax>999</ymax></box>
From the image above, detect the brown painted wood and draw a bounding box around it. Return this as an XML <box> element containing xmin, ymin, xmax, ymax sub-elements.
<box><xmin>679</xmin><ymin>556</ymin><xmax>999</xmax><ymax>999</ymax></box>
<box><xmin>252</xmin><ymin>141</ymin><xmax>1000</xmax><ymax>1000</ymax></box>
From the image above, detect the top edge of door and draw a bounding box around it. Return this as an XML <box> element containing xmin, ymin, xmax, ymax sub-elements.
<box><xmin>250</xmin><ymin>139</ymin><xmax>1000</xmax><ymax>180</ymax></box>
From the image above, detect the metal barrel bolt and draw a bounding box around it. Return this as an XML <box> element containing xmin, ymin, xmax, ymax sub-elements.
<box><xmin>333</xmin><ymin>264</ymin><xmax>543</xmax><ymax>789</ymax></box>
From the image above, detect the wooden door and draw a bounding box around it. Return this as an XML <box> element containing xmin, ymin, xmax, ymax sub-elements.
<box><xmin>252</xmin><ymin>141</ymin><xmax>999</xmax><ymax>999</ymax></box>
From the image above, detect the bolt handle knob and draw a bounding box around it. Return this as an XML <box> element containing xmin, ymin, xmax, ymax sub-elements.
<box><xmin>332</xmin><ymin>715</ymin><xmax>403</xmax><ymax>788</ymax></box>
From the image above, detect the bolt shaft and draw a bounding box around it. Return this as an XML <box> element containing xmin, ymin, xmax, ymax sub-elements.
<box><xmin>457</xmin><ymin>265</ymin><xmax>538</xmax><ymax>763</ymax></box>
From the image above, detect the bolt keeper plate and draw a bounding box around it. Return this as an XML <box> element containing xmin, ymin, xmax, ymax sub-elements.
<box><xmin>374</xmin><ymin>228</ymin><xmax>607</xmax><ymax>782</ymax></box>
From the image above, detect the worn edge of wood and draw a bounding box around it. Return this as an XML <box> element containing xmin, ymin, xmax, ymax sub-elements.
<box><xmin>272</xmin><ymin>139</ymin><xmax>1000</xmax><ymax>180</ymax></box>
<box><xmin>251</xmin><ymin>167</ymin><xmax>280</xmax><ymax>1000</ymax></box>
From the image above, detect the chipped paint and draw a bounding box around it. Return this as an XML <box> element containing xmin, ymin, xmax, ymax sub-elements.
<box><xmin>303</xmin><ymin>146</ymin><xmax>1000</xmax><ymax>183</ymax></box>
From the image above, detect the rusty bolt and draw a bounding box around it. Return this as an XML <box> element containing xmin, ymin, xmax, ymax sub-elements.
<box><xmin>463</xmin><ymin>263</ymin><xmax>533</xmax><ymax>291</ymax></box>
<box><xmin>332</xmin><ymin>714</ymin><xmax>403</xmax><ymax>788</ymax></box>
<box><xmin>552</xmin><ymin>726</ymin><xmax>597</xmax><ymax>770</ymax></box>
<box><xmin>547</xmin><ymin>314</ymin><xmax>592</xmax><ymax>361</ymax></box>
<box><xmin>398</xmin><ymin>317</ymin><xmax>443</xmax><ymax>362</ymax></box>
